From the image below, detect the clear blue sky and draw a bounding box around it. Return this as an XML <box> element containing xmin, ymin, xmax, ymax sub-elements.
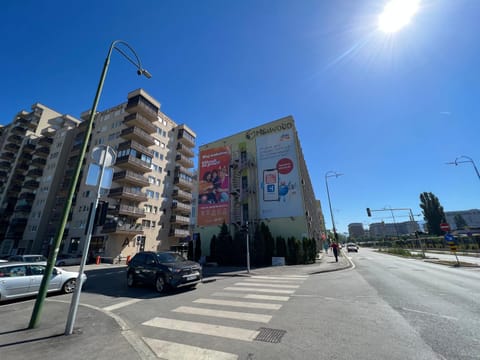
<box><xmin>1</xmin><ymin>1</ymin><xmax>479</xmax><ymax>234</ymax></box>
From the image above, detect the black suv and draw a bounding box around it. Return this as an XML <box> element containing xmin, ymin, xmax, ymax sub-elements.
<box><xmin>126</xmin><ymin>251</ymin><xmax>202</xmax><ymax>293</ymax></box>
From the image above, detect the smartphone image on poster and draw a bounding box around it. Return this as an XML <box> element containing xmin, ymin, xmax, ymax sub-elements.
<box><xmin>263</xmin><ymin>169</ymin><xmax>279</xmax><ymax>201</ymax></box>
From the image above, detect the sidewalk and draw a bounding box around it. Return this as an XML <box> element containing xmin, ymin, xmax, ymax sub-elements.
<box><xmin>0</xmin><ymin>251</ymin><xmax>351</xmax><ymax>360</ymax></box>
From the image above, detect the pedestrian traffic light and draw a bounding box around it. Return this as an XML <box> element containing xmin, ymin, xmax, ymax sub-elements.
<box><xmin>366</xmin><ymin>208</ymin><xmax>372</xmax><ymax>217</ymax></box>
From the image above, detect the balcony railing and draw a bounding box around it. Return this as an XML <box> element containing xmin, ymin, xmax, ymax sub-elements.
<box><xmin>172</xmin><ymin>189</ymin><xmax>192</xmax><ymax>202</ymax></box>
<box><xmin>117</xmin><ymin>204</ymin><xmax>146</xmax><ymax>218</ymax></box>
<box><xmin>115</xmin><ymin>155</ymin><xmax>152</xmax><ymax>173</ymax></box>
<box><xmin>112</xmin><ymin>170</ymin><xmax>149</xmax><ymax>187</ymax></box>
<box><xmin>169</xmin><ymin>228</ymin><xmax>190</xmax><ymax>238</ymax></box>
<box><xmin>23</xmin><ymin>143</ymin><xmax>36</xmax><ymax>153</ymax></box>
<box><xmin>34</xmin><ymin>146</ymin><xmax>50</xmax><ymax>158</ymax></box>
<box><xmin>124</xmin><ymin>113</ymin><xmax>157</xmax><ymax>134</ymax></box>
<box><xmin>109</xmin><ymin>187</ymin><xmax>148</xmax><ymax>202</ymax></box>
<box><xmin>173</xmin><ymin>176</ymin><xmax>193</xmax><ymax>190</ymax></box>
<box><xmin>172</xmin><ymin>201</ymin><xmax>192</xmax><ymax>214</ymax></box>
<box><xmin>0</xmin><ymin>161</ymin><xmax>11</xmax><ymax>170</ymax></box>
<box><xmin>101</xmin><ymin>222</ymin><xmax>144</xmax><ymax>234</ymax></box>
<box><xmin>120</xmin><ymin>126</ymin><xmax>155</xmax><ymax>147</ymax></box>
<box><xmin>32</xmin><ymin>157</ymin><xmax>47</xmax><ymax>168</ymax></box>
<box><xmin>0</xmin><ymin>152</ymin><xmax>15</xmax><ymax>161</ymax></box>
<box><xmin>175</xmin><ymin>154</ymin><xmax>194</xmax><ymax>168</ymax></box>
<box><xmin>24</xmin><ymin>180</ymin><xmax>40</xmax><ymax>189</ymax></box>
<box><xmin>170</xmin><ymin>214</ymin><xmax>190</xmax><ymax>225</ymax></box>
<box><xmin>175</xmin><ymin>165</ymin><xmax>194</xmax><ymax>178</ymax></box>
<box><xmin>125</xmin><ymin>95</ymin><xmax>159</xmax><ymax>121</ymax></box>
<box><xmin>7</xmin><ymin>134</ymin><xmax>23</xmax><ymax>144</ymax></box>
<box><xmin>118</xmin><ymin>139</ymin><xmax>154</xmax><ymax>157</ymax></box>
<box><xmin>176</xmin><ymin>143</ymin><xmax>195</xmax><ymax>158</ymax></box>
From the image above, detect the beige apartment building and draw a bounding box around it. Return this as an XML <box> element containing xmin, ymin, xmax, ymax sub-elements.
<box><xmin>0</xmin><ymin>89</ymin><xmax>195</xmax><ymax>260</ymax></box>
<box><xmin>196</xmin><ymin>116</ymin><xmax>325</xmax><ymax>254</ymax></box>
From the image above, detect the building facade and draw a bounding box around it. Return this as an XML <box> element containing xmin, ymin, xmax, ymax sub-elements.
<box><xmin>445</xmin><ymin>209</ymin><xmax>480</xmax><ymax>230</ymax></box>
<box><xmin>369</xmin><ymin>220</ymin><xmax>419</xmax><ymax>238</ymax></box>
<box><xmin>0</xmin><ymin>89</ymin><xmax>196</xmax><ymax>260</ymax></box>
<box><xmin>348</xmin><ymin>223</ymin><xmax>365</xmax><ymax>239</ymax></box>
<box><xmin>196</xmin><ymin>116</ymin><xmax>325</xmax><ymax>256</ymax></box>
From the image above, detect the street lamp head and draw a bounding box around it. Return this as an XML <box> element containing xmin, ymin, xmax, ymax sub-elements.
<box><xmin>138</xmin><ymin>68</ymin><xmax>152</xmax><ymax>79</ymax></box>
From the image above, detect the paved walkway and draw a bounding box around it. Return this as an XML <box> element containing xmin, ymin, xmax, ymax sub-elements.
<box><xmin>0</xmin><ymin>251</ymin><xmax>352</xmax><ymax>360</ymax></box>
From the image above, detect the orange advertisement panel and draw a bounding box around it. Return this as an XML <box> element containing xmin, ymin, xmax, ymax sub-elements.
<box><xmin>198</xmin><ymin>146</ymin><xmax>231</xmax><ymax>226</ymax></box>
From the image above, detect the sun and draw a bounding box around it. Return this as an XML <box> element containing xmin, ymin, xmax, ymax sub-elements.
<box><xmin>378</xmin><ymin>0</ymin><xmax>420</xmax><ymax>33</ymax></box>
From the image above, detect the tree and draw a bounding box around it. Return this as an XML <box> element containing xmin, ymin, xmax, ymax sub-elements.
<box><xmin>209</xmin><ymin>235</ymin><xmax>217</xmax><ymax>262</ymax></box>
<box><xmin>454</xmin><ymin>214</ymin><xmax>468</xmax><ymax>230</ymax></box>
<box><xmin>194</xmin><ymin>234</ymin><xmax>202</xmax><ymax>262</ymax></box>
<box><xmin>419</xmin><ymin>192</ymin><xmax>446</xmax><ymax>236</ymax></box>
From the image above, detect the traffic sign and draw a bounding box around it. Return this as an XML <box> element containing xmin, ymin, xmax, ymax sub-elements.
<box><xmin>440</xmin><ymin>223</ymin><xmax>450</xmax><ymax>232</ymax></box>
<box><xmin>444</xmin><ymin>233</ymin><xmax>454</xmax><ymax>242</ymax></box>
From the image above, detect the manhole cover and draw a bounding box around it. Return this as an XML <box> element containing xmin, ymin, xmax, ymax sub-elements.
<box><xmin>254</xmin><ymin>328</ymin><xmax>286</xmax><ymax>343</ymax></box>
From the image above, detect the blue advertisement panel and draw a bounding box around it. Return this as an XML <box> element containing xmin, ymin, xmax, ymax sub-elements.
<box><xmin>256</xmin><ymin>128</ymin><xmax>303</xmax><ymax>219</ymax></box>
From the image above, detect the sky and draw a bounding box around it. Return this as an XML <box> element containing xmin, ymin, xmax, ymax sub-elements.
<box><xmin>1</xmin><ymin>0</ymin><xmax>479</xmax><ymax>234</ymax></box>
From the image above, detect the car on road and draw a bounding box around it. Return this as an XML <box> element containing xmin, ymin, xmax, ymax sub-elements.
<box><xmin>0</xmin><ymin>261</ymin><xmax>87</xmax><ymax>302</ymax></box>
<box><xmin>347</xmin><ymin>243</ymin><xmax>359</xmax><ymax>252</ymax></box>
<box><xmin>8</xmin><ymin>254</ymin><xmax>47</xmax><ymax>262</ymax></box>
<box><xmin>126</xmin><ymin>251</ymin><xmax>202</xmax><ymax>293</ymax></box>
<box><xmin>55</xmin><ymin>254</ymin><xmax>83</xmax><ymax>266</ymax></box>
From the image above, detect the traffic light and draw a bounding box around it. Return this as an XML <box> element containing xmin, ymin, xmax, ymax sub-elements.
<box><xmin>366</xmin><ymin>208</ymin><xmax>372</xmax><ymax>217</ymax></box>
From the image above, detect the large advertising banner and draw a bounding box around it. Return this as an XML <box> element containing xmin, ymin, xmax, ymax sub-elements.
<box><xmin>198</xmin><ymin>146</ymin><xmax>231</xmax><ymax>226</ymax></box>
<box><xmin>256</xmin><ymin>128</ymin><xmax>303</xmax><ymax>219</ymax></box>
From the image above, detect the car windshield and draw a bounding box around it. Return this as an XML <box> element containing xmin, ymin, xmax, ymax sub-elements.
<box><xmin>155</xmin><ymin>252</ymin><xmax>186</xmax><ymax>263</ymax></box>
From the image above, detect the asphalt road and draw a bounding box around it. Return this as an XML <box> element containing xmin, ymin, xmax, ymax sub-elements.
<box><xmin>352</xmin><ymin>248</ymin><xmax>480</xmax><ymax>360</ymax></box>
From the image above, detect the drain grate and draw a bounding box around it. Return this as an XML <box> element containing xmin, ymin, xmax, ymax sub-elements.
<box><xmin>254</xmin><ymin>327</ymin><xmax>286</xmax><ymax>343</ymax></box>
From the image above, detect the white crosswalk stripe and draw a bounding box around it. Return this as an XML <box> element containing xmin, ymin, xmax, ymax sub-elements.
<box><xmin>233</xmin><ymin>282</ymin><xmax>299</xmax><ymax>289</ymax></box>
<box><xmin>143</xmin><ymin>338</ymin><xmax>238</xmax><ymax>360</ymax></box>
<box><xmin>143</xmin><ymin>317</ymin><xmax>260</xmax><ymax>341</ymax></box>
<box><xmin>224</xmin><ymin>286</ymin><xmax>295</xmax><ymax>294</ymax></box>
<box><xmin>212</xmin><ymin>292</ymin><xmax>290</xmax><ymax>301</ymax></box>
<box><xmin>193</xmin><ymin>297</ymin><xmax>282</xmax><ymax>310</ymax></box>
<box><xmin>173</xmin><ymin>306</ymin><xmax>272</xmax><ymax>323</ymax></box>
<box><xmin>250</xmin><ymin>275</ymin><xmax>307</xmax><ymax>280</ymax></box>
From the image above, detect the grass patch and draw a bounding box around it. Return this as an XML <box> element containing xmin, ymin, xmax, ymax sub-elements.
<box><xmin>378</xmin><ymin>248</ymin><xmax>425</xmax><ymax>258</ymax></box>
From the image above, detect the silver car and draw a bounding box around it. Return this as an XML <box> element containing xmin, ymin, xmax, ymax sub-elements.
<box><xmin>0</xmin><ymin>261</ymin><xmax>87</xmax><ymax>302</ymax></box>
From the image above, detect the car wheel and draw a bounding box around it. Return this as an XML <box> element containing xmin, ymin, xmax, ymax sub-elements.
<box><xmin>58</xmin><ymin>261</ymin><xmax>65</xmax><ymax>266</ymax></box>
<box><xmin>127</xmin><ymin>272</ymin><xmax>136</xmax><ymax>287</ymax></box>
<box><xmin>62</xmin><ymin>278</ymin><xmax>76</xmax><ymax>294</ymax></box>
<box><xmin>155</xmin><ymin>275</ymin><xmax>166</xmax><ymax>293</ymax></box>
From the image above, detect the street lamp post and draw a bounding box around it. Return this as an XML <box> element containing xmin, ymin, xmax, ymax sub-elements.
<box><xmin>325</xmin><ymin>171</ymin><xmax>343</xmax><ymax>242</ymax></box>
<box><xmin>446</xmin><ymin>155</ymin><xmax>480</xmax><ymax>181</ymax></box>
<box><xmin>29</xmin><ymin>40</ymin><xmax>151</xmax><ymax>329</ymax></box>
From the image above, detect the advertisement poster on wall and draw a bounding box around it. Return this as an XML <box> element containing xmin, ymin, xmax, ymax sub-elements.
<box><xmin>198</xmin><ymin>146</ymin><xmax>231</xmax><ymax>226</ymax></box>
<box><xmin>256</xmin><ymin>128</ymin><xmax>302</xmax><ymax>219</ymax></box>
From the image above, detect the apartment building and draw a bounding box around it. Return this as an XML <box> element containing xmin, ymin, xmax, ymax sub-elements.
<box><xmin>0</xmin><ymin>89</ymin><xmax>196</xmax><ymax>260</ymax></box>
<box><xmin>0</xmin><ymin>104</ymin><xmax>81</xmax><ymax>255</ymax></box>
<box><xmin>348</xmin><ymin>223</ymin><xmax>365</xmax><ymax>239</ymax></box>
<box><xmin>196</xmin><ymin>116</ymin><xmax>326</xmax><ymax>254</ymax></box>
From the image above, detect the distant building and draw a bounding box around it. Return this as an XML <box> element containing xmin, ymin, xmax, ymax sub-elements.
<box><xmin>348</xmin><ymin>223</ymin><xmax>365</xmax><ymax>239</ymax></box>
<box><xmin>196</xmin><ymin>116</ymin><xmax>326</xmax><ymax>254</ymax></box>
<box><xmin>445</xmin><ymin>209</ymin><xmax>480</xmax><ymax>230</ymax></box>
<box><xmin>369</xmin><ymin>220</ymin><xmax>419</xmax><ymax>238</ymax></box>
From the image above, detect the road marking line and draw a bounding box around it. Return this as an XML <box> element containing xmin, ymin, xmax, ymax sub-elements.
<box><xmin>194</xmin><ymin>298</ymin><xmax>282</xmax><ymax>310</ymax></box>
<box><xmin>143</xmin><ymin>317</ymin><xmax>259</xmax><ymax>341</ymax></box>
<box><xmin>103</xmin><ymin>299</ymin><xmax>143</xmax><ymax>311</ymax></box>
<box><xmin>173</xmin><ymin>306</ymin><xmax>272</xmax><ymax>323</ymax></box>
<box><xmin>212</xmin><ymin>292</ymin><xmax>247</xmax><ymax>298</ymax></box>
<box><xmin>401</xmin><ymin>307</ymin><xmax>458</xmax><ymax>321</ymax></box>
<box><xmin>234</xmin><ymin>282</ymin><xmax>299</xmax><ymax>289</ymax></box>
<box><xmin>251</xmin><ymin>275</ymin><xmax>306</xmax><ymax>281</ymax></box>
<box><xmin>225</xmin><ymin>286</ymin><xmax>295</xmax><ymax>294</ymax></box>
<box><xmin>244</xmin><ymin>294</ymin><xmax>290</xmax><ymax>301</ymax></box>
<box><xmin>242</xmin><ymin>278</ymin><xmax>303</xmax><ymax>284</ymax></box>
<box><xmin>143</xmin><ymin>338</ymin><xmax>238</xmax><ymax>360</ymax></box>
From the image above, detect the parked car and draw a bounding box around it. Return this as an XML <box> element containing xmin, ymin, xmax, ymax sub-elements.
<box><xmin>126</xmin><ymin>251</ymin><xmax>202</xmax><ymax>293</ymax></box>
<box><xmin>55</xmin><ymin>254</ymin><xmax>83</xmax><ymax>266</ymax></box>
<box><xmin>0</xmin><ymin>261</ymin><xmax>87</xmax><ymax>302</ymax></box>
<box><xmin>8</xmin><ymin>254</ymin><xmax>47</xmax><ymax>262</ymax></box>
<box><xmin>347</xmin><ymin>243</ymin><xmax>359</xmax><ymax>252</ymax></box>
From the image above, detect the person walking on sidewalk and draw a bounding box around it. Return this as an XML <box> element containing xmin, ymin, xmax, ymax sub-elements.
<box><xmin>331</xmin><ymin>242</ymin><xmax>339</xmax><ymax>262</ymax></box>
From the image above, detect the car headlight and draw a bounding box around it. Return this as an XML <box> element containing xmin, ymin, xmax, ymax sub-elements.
<box><xmin>167</xmin><ymin>267</ymin><xmax>181</xmax><ymax>273</ymax></box>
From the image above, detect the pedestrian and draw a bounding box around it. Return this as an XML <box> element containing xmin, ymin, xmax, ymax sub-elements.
<box><xmin>331</xmin><ymin>242</ymin><xmax>339</xmax><ymax>262</ymax></box>
<box><xmin>323</xmin><ymin>242</ymin><xmax>329</xmax><ymax>255</ymax></box>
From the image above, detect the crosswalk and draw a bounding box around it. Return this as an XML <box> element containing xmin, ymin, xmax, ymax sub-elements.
<box><xmin>140</xmin><ymin>274</ymin><xmax>308</xmax><ymax>359</ymax></box>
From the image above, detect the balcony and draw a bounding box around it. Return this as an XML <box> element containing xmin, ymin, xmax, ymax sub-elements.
<box><xmin>120</xmin><ymin>126</ymin><xmax>155</xmax><ymax>147</ymax></box>
<box><xmin>177</xmin><ymin>129</ymin><xmax>195</xmax><ymax>148</ymax></box>
<box><xmin>125</xmin><ymin>95</ymin><xmax>159</xmax><ymax>121</ymax></box>
<box><xmin>172</xmin><ymin>201</ymin><xmax>192</xmax><ymax>214</ymax></box>
<box><xmin>11</xmin><ymin>174</ymin><xmax>26</xmax><ymax>184</ymax></box>
<box><xmin>101</xmin><ymin>221</ymin><xmax>144</xmax><ymax>235</ymax></box>
<box><xmin>34</xmin><ymin>146</ymin><xmax>50</xmax><ymax>158</ymax></box>
<box><xmin>26</xmin><ymin>168</ymin><xmax>43</xmax><ymax>178</ymax></box>
<box><xmin>112</xmin><ymin>170</ymin><xmax>149</xmax><ymax>187</ymax></box>
<box><xmin>16</xmin><ymin>162</ymin><xmax>29</xmax><ymax>172</ymax></box>
<box><xmin>24</xmin><ymin>180</ymin><xmax>40</xmax><ymax>189</ymax></box>
<box><xmin>7</xmin><ymin>134</ymin><xmax>23</xmax><ymax>144</ymax></box>
<box><xmin>9</xmin><ymin>184</ymin><xmax>22</xmax><ymax>193</ymax></box>
<box><xmin>19</xmin><ymin>192</ymin><xmax>35</xmax><ymax>201</ymax></box>
<box><xmin>172</xmin><ymin>189</ymin><xmax>192</xmax><ymax>202</ymax></box>
<box><xmin>118</xmin><ymin>139</ymin><xmax>154</xmax><ymax>157</ymax></box>
<box><xmin>175</xmin><ymin>165</ymin><xmax>194</xmax><ymax>178</ymax></box>
<box><xmin>5</xmin><ymin>143</ymin><xmax>20</xmax><ymax>151</ymax></box>
<box><xmin>71</xmin><ymin>142</ymin><xmax>83</xmax><ymax>154</ymax></box>
<box><xmin>124</xmin><ymin>113</ymin><xmax>156</xmax><ymax>134</ymax></box>
<box><xmin>168</xmin><ymin>227</ymin><xmax>190</xmax><ymax>238</ymax></box>
<box><xmin>116</xmin><ymin>204</ymin><xmax>146</xmax><ymax>218</ymax></box>
<box><xmin>20</xmin><ymin>153</ymin><xmax>33</xmax><ymax>161</ymax></box>
<box><xmin>173</xmin><ymin>176</ymin><xmax>193</xmax><ymax>190</ymax></box>
<box><xmin>170</xmin><ymin>214</ymin><xmax>190</xmax><ymax>225</ymax></box>
<box><xmin>32</xmin><ymin>157</ymin><xmax>47</xmax><ymax>168</ymax></box>
<box><xmin>109</xmin><ymin>187</ymin><xmax>148</xmax><ymax>202</ymax></box>
<box><xmin>115</xmin><ymin>155</ymin><xmax>152</xmax><ymax>173</ymax></box>
<box><xmin>23</xmin><ymin>143</ymin><xmax>36</xmax><ymax>153</ymax></box>
<box><xmin>175</xmin><ymin>154</ymin><xmax>194</xmax><ymax>168</ymax></box>
<box><xmin>0</xmin><ymin>152</ymin><xmax>15</xmax><ymax>161</ymax></box>
<box><xmin>15</xmin><ymin>204</ymin><xmax>32</xmax><ymax>213</ymax></box>
<box><xmin>11</xmin><ymin>125</ymin><xmax>26</xmax><ymax>135</ymax></box>
<box><xmin>0</xmin><ymin>161</ymin><xmax>10</xmax><ymax>170</ymax></box>
<box><xmin>38</xmin><ymin>136</ymin><xmax>54</xmax><ymax>146</ymax></box>
<box><xmin>0</xmin><ymin>170</ymin><xmax>7</xmax><ymax>178</ymax></box>
<box><xmin>40</xmin><ymin>128</ymin><xmax>56</xmax><ymax>137</ymax></box>
<box><xmin>176</xmin><ymin>143</ymin><xmax>194</xmax><ymax>158</ymax></box>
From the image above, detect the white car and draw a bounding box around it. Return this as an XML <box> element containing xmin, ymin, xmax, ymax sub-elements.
<box><xmin>0</xmin><ymin>261</ymin><xmax>87</xmax><ymax>302</ymax></box>
<box><xmin>55</xmin><ymin>254</ymin><xmax>83</xmax><ymax>266</ymax></box>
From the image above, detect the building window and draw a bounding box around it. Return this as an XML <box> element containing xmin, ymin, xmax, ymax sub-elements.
<box><xmin>146</xmin><ymin>190</ymin><xmax>155</xmax><ymax>198</ymax></box>
<box><xmin>68</xmin><ymin>237</ymin><xmax>80</xmax><ymax>252</ymax></box>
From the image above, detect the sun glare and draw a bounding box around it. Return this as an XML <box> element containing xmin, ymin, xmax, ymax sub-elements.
<box><xmin>378</xmin><ymin>0</ymin><xmax>420</xmax><ymax>33</ymax></box>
